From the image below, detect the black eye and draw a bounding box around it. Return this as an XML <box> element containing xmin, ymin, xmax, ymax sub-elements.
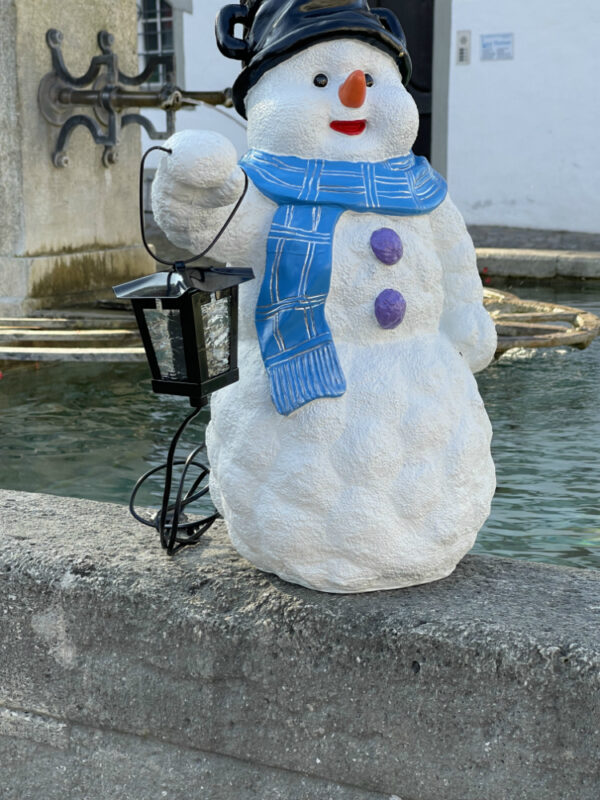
<box><xmin>365</xmin><ymin>73</ymin><xmax>374</xmax><ymax>87</ymax></box>
<box><xmin>313</xmin><ymin>73</ymin><xmax>328</xmax><ymax>87</ymax></box>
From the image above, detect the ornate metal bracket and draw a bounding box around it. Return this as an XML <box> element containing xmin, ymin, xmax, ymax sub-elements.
<box><xmin>38</xmin><ymin>29</ymin><xmax>232</xmax><ymax>168</ymax></box>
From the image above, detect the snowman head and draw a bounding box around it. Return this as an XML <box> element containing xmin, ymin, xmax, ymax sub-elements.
<box><xmin>245</xmin><ymin>38</ymin><xmax>419</xmax><ymax>162</ymax></box>
<box><xmin>216</xmin><ymin>1</ymin><xmax>415</xmax><ymax>160</ymax></box>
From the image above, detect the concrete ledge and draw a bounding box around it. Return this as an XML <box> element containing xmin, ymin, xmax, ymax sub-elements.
<box><xmin>0</xmin><ymin>710</ymin><xmax>388</xmax><ymax>800</ymax></box>
<box><xmin>469</xmin><ymin>225</ymin><xmax>600</xmax><ymax>253</ymax></box>
<box><xmin>1</xmin><ymin>489</ymin><xmax>599</xmax><ymax>799</ymax></box>
<box><xmin>476</xmin><ymin>247</ymin><xmax>600</xmax><ymax>279</ymax></box>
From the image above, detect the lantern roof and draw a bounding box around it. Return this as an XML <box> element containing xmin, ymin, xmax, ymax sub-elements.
<box><xmin>114</xmin><ymin>266</ymin><xmax>254</xmax><ymax>301</ymax></box>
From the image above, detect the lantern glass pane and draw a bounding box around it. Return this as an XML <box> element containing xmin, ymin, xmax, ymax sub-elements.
<box><xmin>201</xmin><ymin>295</ymin><xmax>231</xmax><ymax>378</ymax></box>
<box><xmin>143</xmin><ymin>307</ymin><xmax>188</xmax><ymax>381</ymax></box>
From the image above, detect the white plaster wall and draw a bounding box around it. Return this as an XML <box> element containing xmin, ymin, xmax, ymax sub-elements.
<box><xmin>141</xmin><ymin>0</ymin><xmax>247</xmax><ymax>167</ymax></box>
<box><xmin>142</xmin><ymin>1</ymin><xmax>599</xmax><ymax>233</ymax></box>
<box><xmin>446</xmin><ymin>0</ymin><xmax>600</xmax><ymax>232</ymax></box>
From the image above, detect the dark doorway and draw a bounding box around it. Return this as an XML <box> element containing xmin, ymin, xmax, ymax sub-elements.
<box><xmin>372</xmin><ymin>0</ymin><xmax>434</xmax><ymax>159</ymax></box>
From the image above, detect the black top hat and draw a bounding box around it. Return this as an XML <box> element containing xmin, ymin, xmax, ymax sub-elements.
<box><xmin>216</xmin><ymin>0</ymin><xmax>412</xmax><ymax>118</ymax></box>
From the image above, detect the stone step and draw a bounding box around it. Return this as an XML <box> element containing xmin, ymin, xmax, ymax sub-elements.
<box><xmin>469</xmin><ymin>224</ymin><xmax>600</xmax><ymax>252</ymax></box>
<box><xmin>476</xmin><ymin>247</ymin><xmax>600</xmax><ymax>279</ymax></box>
<box><xmin>0</xmin><ymin>307</ymin><xmax>143</xmax><ymax>361</ymax></box>
<box><xmin>0</xmin><ymin>328</ymin><xmax>140</xmax><ymax>344</ymax></box>
<box><xmin>0</xmin><ymin>346</ymin><xmax>145</xmax><ymax>362</ymax></box>
<box><xmin>0</xmin><ymin>313</ymin><xmax>136</xmax><ymax>330</ymax></box>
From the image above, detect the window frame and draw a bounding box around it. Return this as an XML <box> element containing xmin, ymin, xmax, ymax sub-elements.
<box><xmin>137</xmin><ymin>0</ymin><xmax>185</xmax><ymax>88</ymax></box>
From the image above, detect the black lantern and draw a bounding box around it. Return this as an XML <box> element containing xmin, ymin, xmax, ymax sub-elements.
<box><xmin>112</xmin><ymin>144</ymin><xmax>253</xmax><ymax>554</ymax></box>
<box><xmin>113</xmin><ymin>264</ymin><xmax>253</xmax><ymax>407</ymax></box>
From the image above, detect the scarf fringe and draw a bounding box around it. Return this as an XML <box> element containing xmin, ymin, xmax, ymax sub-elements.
<box><xmin>268</xmin><ymin>342</ymin><xmax>346</xmax><ymax>416</ymax></box>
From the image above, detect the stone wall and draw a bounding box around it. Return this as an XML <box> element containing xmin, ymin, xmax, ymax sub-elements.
<box><xmin>0</xmin><ymin>0</ymin><xmax>153</xmax><ymax>316</ymax></box>
<box><xmin>0</xmin><ymin>489</ymin><xmax>598</xmax><ymax>799</ymax></box>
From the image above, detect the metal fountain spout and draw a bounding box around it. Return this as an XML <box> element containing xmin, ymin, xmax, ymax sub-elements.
<box><xmin>38</xmin><ymin>29</ymin><xmax>233</xmax><ymax>168</ymax></box>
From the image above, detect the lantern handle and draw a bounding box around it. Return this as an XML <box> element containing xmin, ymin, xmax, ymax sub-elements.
<box><xmin>139</xmin><ymin>145</ymin><xmax>250</xmax><ymax>269</ymax></box>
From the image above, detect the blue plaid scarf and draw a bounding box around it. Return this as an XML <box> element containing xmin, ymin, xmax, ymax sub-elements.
<box><xmin>240</xmin><ymin>149</ymin><xmax>447</xmax><ymax>415</ymax></box>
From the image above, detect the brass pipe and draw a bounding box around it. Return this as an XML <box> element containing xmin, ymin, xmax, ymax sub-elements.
<box><xmin>179</xmin><ymin>90</ymin><xmax>231</xmax><ymax>106</ymax></box>
<box><xmin>57</xmin><ymin>87</ymin><xmax>230</xmax><ymax>109</ymax></box>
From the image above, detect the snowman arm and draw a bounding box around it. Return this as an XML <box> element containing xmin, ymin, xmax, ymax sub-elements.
<box><xmin>151</xmin><ymin>130</ymin><xmax>263</xmax><ymax>263</ymax></box>
<box><xmin>431</xmin><ymin>195</ymin><xmax>497</xmax><ymax>373</ymax></box>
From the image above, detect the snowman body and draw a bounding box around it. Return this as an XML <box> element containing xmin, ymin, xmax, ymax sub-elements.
<box><xmin>152</xmin><ymin>39</ymin><xmax>496</xmax><ymax>592</ymax></box>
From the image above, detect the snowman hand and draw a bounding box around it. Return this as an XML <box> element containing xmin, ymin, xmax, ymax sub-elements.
<box><xmin>431</xmin><ymin>195</ymin><xmax>497</xmax><ymax>372</ymax></box>
<box><xmin>442</xmin><ymin>305</ymin><xmax>497</xmax><ymax>373</ymax></box>
<box><xmin>151</xmin><ymin>130</ymin><xmax>245</xmax><ymax>251</ymax></box>
<box><xmin>155</xmin><ymin>129</ymin><xmax>244</xmax><ymax>203</ymax></box>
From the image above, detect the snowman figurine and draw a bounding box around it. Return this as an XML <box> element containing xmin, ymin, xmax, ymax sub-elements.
<box><xmin>152</xmin><ymin>0</ymin><xmax>497</xmax><ymax>593</ymax></box>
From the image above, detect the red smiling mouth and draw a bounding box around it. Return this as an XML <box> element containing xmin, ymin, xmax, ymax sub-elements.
<box><xmin>330</xmin><ymin>119</ymin><xmax>367</xmax><ymax>136</ymax></box>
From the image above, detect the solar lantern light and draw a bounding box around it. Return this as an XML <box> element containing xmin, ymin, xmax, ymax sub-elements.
<box><xmin>113</xmin><ymin>264</ymin><xmax>253</xmax><ymax>409</ymax></box>
<box><xmin>112</xmin><ymin>146</ymin><xmax>253</xmax><ymax>554</ymax></box>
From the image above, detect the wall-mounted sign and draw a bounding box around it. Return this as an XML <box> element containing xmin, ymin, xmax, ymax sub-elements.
<box><xmin>456</xmin><ymin>30</ymin><xmax>471</xmax><ymax>65</ymax></box>
<box><xmin>481</xmin><ymin>33</ymin><xmax>514</xmax><ymax>61</ymax></box>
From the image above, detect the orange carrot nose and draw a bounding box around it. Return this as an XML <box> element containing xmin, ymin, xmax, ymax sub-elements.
<box><xmin>338</xmin><ymin>70</ymin><xmax>367</xmax><ymax>108</ymax></box>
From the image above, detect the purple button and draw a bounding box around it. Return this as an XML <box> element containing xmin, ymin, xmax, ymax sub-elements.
<box><xmin>375</xmin><ymin>289</ymin><xmax>406</xmax><ymax>329</ymax></box>
<box><xmin>370</xmin><ymin>228</ymin><xmax>403</xmax><ymax>265</ymax></box>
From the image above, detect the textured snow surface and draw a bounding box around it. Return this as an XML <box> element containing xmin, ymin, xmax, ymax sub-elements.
<box><xmin>153</xmin><ymin>39</ymin><xmax>497</xmax><ymax>592</ymax></box>
<box><xmin>207</xmin><ymin>207</ymin><xmax>496</xmax><ymax>592</ymax></box>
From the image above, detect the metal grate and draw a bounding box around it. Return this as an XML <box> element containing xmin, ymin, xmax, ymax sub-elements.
<box><xmin>137</xmin><ymin>0</ymin><xmax>175</xmax><ymax>85</ymax></box>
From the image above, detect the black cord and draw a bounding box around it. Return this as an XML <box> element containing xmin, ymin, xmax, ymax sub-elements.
<box><xmin>129</xmin><ymin>144</ymin><xmax>249</xmax><ymax>554</ymax></box>
<box><xmin>139</xmin><ymin>145</ymin><xmax>249</xmax><ymax>268</ymax></box>
<box><xmin>129</xmin><ymin>406</ymin><xmax>220</xmax><ymax>555</ymax></box>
